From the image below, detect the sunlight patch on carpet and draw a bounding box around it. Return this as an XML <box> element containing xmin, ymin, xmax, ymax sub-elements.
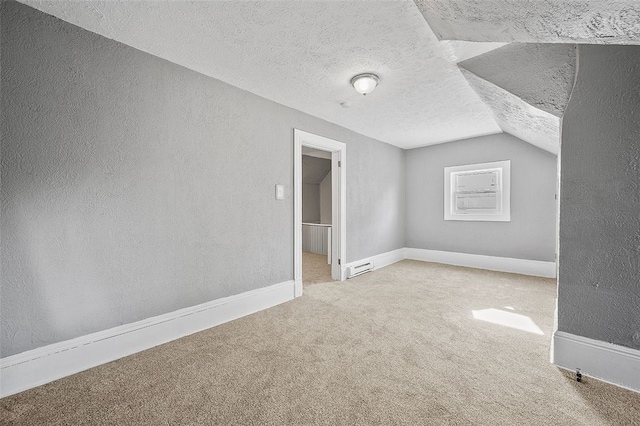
<box><xmin>472</xmin><ymin>308</ymin><xmax>544</xmax><ymax>335</ymax></box>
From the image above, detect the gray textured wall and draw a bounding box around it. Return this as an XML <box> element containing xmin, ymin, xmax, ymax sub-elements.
<box><xmin>405</xmin><ymin>133</ymin><xmax>557</xmax><ymax>261</ymax></box>
<box><xmin>0</xmin><ymin>2</ymin><xmax>405</xmax><ymax>357</ymax></box>
<box><xmin>302</xmin><ymin>183</ymin><xmax>320</xmax><ymax>223</ymax></box>
<box><xmin>346</xmin><ymin>138</ymin><xmax>405</xmax><ymax>261</ymax></box>
<box><xmin>558</xmin><ymin>45</ymin><xmax>640</xmax><ymax>350</ymax></box>
<box><xmin>319</xmin><ymin>172</ymin><xmax>332</xmax><ymax>225</ymax></box>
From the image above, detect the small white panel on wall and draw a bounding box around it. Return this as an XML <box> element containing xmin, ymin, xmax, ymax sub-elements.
<box><xmin>444</xmin><ymin>160</ymin><xmax>510</xmax><ymax>222</ymax></box>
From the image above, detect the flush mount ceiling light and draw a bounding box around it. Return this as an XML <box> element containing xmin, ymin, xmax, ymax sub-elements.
<box><xmin>351</xmin><ymin>73</ymin><xmax>379</xmax><ymax>96</ymax></box>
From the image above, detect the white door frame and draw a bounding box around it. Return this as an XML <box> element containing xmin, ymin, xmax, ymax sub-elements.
<box><xmin>294</xmin><ymin>129</ymin><xmax>346</xmax><ymax>297</ymax></box>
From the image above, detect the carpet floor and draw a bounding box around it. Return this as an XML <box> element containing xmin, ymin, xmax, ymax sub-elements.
<box><xmin>302</xmin><ymin>251</ymin><xmax>332</xmax><ymax>285</ymax></box>
<box><xmin>1</xmin><ymin>260</ymin><xmax>639</xmax><ymax>425</ymax></box>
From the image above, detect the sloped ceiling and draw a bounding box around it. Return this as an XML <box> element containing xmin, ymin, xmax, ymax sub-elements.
<box><xmin>461</xmin><ymin>69</ymin><xmax>560</xmax><ymax>154</ymax></box>
<box><xmin>459</xmin><ymin>44</ymin><xmax>576</xmax><ymax>118</ymax></box>
<box><xmin>16</xmin><ymin>0</ymin><xmax>640</xmax><ymax>154</ymax></box>
<box><xmin>17</xmin><ymin>0</ymin><xmax>502</xmax><ymax>150</ymax></box>
<box><xmin>414</xmin><ymin>0</ymin><xmax>640</xmax><ymax>45</ymax></box>
<box><xmin>457</xmin><ymin>44</ymin><xmax>576</xmax><ymax>153</ymax></box>
<box><xmin>413</xmin><ymin>0</ymin><xmax>638</xmax><ymax>153</ymax></box>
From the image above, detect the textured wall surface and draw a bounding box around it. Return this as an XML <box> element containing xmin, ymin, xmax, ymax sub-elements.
<box><xmin>406</xmin><ymin>133</ymin><xmax>557</xmax><ymax>261</ymax></box>
<box><xmin>0</xmin><ymin>2</ymin><xmax>405</xmax><ymax>357</ymax></box>
<box><xmin>459</xmin><ymin>43</ymin><xmax>576</xmax><ymax>118</ymax></box>
<box><xmin>461</xmin><ymin>69</ymin><xmax>560</xmax><ymax>154</ymax></box>
<box><xmin>17</xmin><ymin>0</ymin><xmax>501</xmax><ymax>149</ymax></box>
<box><xmin>302</xmin><ymin>184</ymin><xmax>320</xmax><ymax>223</ymax></box>
<box><xmin>302</xmin><ymin>156</ymin><xmax>331</xmax><ymax>185</ymax></box>
<box><xmin>301</xmin><ymin>155</ymin><xmax>329</xmax><ymax>223</ymax></box>
<box><xmin>415</xmin><ymin>0</ymin><xmax>640</xmax><ymax>45</ymax></box>
<box><xmin>319</xmin><ymin>173</ymin><xmax>332</xmax><ymax>225</ymax></box>
<box><xmin>346</xmin><ymin>136</ymin><xmax>406</xmax><ymax>261</ymax></box>
<box><xmin>558</xmin><ymin>45</ymin><xmax>640</xmax><ymax>350</ymax></box>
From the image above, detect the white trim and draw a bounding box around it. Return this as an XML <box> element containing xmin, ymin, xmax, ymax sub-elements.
<box><xmin>405</xmin><ymin>248</ymin><xmax>556</xmax><ymax>278</ymax></box>
<box><xmin>294</xmin><ymin>137</ymin><xmax>303</xmax><ymax>296</ymax></box>
<box><xmin>342</xmin><ymin>248</ymin><xmax>406</xmax><ymax>278</ymax></box>
<box><xmin>0</xmin><ymin>280</ymin><xmax>295</xmax><ymax>398</ymax></box>
<box><xmin>342</xmin><ymin>247</ymin><xmax>554</xmax><ymax>279</ymax></box>
<box><xmin>294</xmin><ymin>129</ymin><xmax>347</xmax><ymax>287</ymax></box>
<box><xmin>553</xmin><ymin>331</ymin><xmax>640</xmax><ymax>393</ymax></box>
<box><xmin>332</xmin><ymin>149</ymin><xmax>347</xmax><ymax>281</ymax></box>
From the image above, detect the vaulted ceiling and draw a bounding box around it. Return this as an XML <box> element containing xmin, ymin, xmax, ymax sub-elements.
<box><xmin>18</xmin><ymin>0</ymin><xmax>640</xmax><ymax>154</ymax></box>
<box><xmin>458</xmin><ymin>43</ymin><xmax>577</xmax><ymax>154</ymax></box>
<box><xmin>415</xmin><ymin>0</ymin><xmax>640</xmax><ymax>45</ymax></box>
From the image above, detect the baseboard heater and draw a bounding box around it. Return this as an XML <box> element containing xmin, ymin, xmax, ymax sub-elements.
<box><xmin>348</xmin><ymin>261</ymin><xmax>373</xmax><ymax>278</ymax></box>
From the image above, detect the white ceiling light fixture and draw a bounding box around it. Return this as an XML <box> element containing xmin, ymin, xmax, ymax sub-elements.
<box><xmin>351</xmin><ymin>73</ymin><xmax>379</xmax><ymax>96</ymax></box>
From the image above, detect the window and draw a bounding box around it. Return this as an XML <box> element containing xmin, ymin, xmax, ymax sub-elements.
<box><xmin>444</xmin><ymin>160</ymin><xmax>510</xmax><ymax>222</ymax></box>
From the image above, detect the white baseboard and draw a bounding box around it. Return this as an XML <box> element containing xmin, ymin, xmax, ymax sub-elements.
<box><xmin>552</xmin><ymin>331</ymin><xmax>640</xmax><ymax>393</ymax></box>
<box><xmin>294</xmin><ymin>278</ymin><xmax>303</xmax><ymax>297</ymax></box>
<box><xmin>342</xmin><ymin>248</ymin><xmax>406</xmax><ymax>278</ymax></box>
<box><xmin>342</xmin><ymin>247</ymin><xmax>555</xmax><ymax>279</ymax></box>
<box><xmin>0</xmin><ymin>280</ymin><xmax>295</xmax><ymax>398</ymax></box>
<box><xmin>405</xmin><ymin>248</ymin><xmax>556</xmax><ymax>278</ymax></box>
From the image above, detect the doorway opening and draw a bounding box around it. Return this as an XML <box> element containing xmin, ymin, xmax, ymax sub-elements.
<box><xmin>301</xmin><ymin>149</ymin><xmax>332</xmax><ymax>285</ymax></box>
<box><xmin>294</xmin><ymin>129</ymin><xmax>346</xmax><ymax>297</ymax></box>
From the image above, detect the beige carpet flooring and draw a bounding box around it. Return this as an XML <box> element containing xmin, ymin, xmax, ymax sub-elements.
<box><xmin>302</xmin><ymin>251</ymin><xmax>332</xmax><ymax>285</ymax></box>
<box><xmin>2</xmin><ymin>260</ymin><xmax>639</xmax><ymax>425</ymax></box>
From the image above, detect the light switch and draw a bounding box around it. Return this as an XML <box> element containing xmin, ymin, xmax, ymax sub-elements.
<box><xmin>275</xmin><ymin>184</ymin><xmax>285</xmax><ymax>200</ymax></box>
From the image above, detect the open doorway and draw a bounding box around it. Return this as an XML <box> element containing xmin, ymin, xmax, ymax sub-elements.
<box><xmin>294</xmin><ymin>129</ymin><xmax>346</xmax><ymax>297</ymax></box>
<box><xmin>301</xmin><ymin>149</ymin><xmax>332</xmax><ymax>284</ymax></box>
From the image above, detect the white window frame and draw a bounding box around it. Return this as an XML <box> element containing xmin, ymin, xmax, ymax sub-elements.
<box><xmin>444</xmin><ymin>160</ymin><xmax>511</xmax><ymax>222</ymax></box>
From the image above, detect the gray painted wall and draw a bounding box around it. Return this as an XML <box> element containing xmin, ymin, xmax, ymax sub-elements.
<box><xmin>405</xmin><ymin>133</ymin><xmax>557</xmax><ymax>261</ymax></box>
<box><xmin>302</xmin><ymin>183</ymin><xmax>320</xmax><ymax>223</ymax></box>
<box><xmin>302</xmin><ymin>155</ymin><xmax>331</xmax><ymax>184</ymax></box>
<box><xmin>558</xmin><ymin>45</ymin><xmax>640</xmax><ymax>350</ymax></box>
<box><xmin>319</xmin><ymin>172</ymin><xmax>332</xmax><ymax>224</ymax></box>
<box><xmin>0</xmin><ymin>2</ymin><xmax>406</xmax><ymax>357</ymax></box>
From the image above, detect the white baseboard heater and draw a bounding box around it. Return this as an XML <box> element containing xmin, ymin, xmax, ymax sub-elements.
<box><xmin>348</xmin><ymin>261</ymin><xmax>373</xmax><ymax>278</ymax></box>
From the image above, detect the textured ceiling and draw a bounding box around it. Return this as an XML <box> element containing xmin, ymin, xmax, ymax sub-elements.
<box><xmin>439</xmin><ymin>40</ymin><xmax>508</xmax><ymax>63</ymax></box>
<box><xmin>19</xmin><ymin>0</ymin><xmax>502</xmax><ymax>150</ymax></box>
<box><xmin>461</xmin><ymin>69</ymin><xmax>560</xmax><ymax>154</ymax></box>
<box><xmin>415</xmin><ymin>0</ymin><xmax>640</xmax><ymax>44</ymax></box>
<box><xmin>457</xmin><ymin>44</ymin><xmax>576</xmax><ymax>153</ymax></box>
<box><xmin>19</xmin><ymin>1</ymin><xmax>636</xmax><ymax>153</ymax></box>
<box><xmin>416</xmin><ymin>0</ymin><xmax>636</xmax><ymax>153</ymax></box>
<box><xmin>459</xmin><ymin>44</ymin><xmax>576</xmax><ymax>118</ymax></box>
